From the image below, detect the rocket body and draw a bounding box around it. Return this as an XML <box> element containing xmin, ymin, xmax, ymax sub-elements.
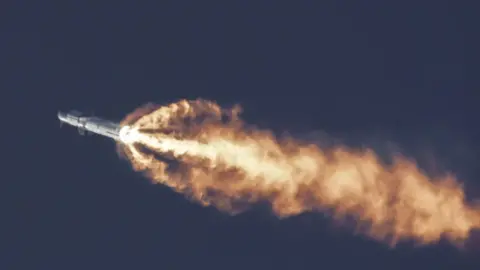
<box><xmin>58</xmin><ymin>110</ymin><xmax>121</xmax><ymax>141</ymax></box>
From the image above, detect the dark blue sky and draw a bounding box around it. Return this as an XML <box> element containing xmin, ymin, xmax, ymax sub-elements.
<box><xmin>3</xmin><ymin>1</ymin><xmax>479</xmax><ymax>269</ymax></box>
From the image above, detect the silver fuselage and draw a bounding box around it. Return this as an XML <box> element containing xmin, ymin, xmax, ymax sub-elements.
<box><xmin>58</xmin><ymin>111</ymin><xmax>120</xmax><ymax>140</ymax></box>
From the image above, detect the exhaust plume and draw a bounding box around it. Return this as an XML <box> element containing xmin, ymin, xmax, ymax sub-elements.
<box><xmin>117</xmin><ymin>99</ymin><xmax>480</xmax><ymax>247</ymax></box>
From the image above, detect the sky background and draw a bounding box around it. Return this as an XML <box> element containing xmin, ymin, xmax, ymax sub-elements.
<box><xmin>2</xmin><ymin>1</ymin><xmax>479</xmax><ymax>269</ymax></box>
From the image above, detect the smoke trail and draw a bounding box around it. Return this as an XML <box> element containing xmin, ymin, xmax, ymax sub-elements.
<box><xmin>117</xmin><ymin>99</ymin><xmax>480</xmax><ymax>247</ymax></box>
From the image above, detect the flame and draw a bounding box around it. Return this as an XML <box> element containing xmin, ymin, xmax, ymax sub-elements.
<box><xmin>117</xmin><ymin>99</ymin><xmax>480</xmax><ymax>247</ymax></box>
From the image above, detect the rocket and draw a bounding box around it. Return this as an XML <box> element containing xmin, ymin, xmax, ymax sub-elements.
<box><xmin>57</xmin><ymin>110</ymin><xmax>121</xmax><ymax>141</ymax></box>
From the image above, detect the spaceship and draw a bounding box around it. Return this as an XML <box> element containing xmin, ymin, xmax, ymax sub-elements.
<box><xmin>57</xmin><ymin>110</ymin><xmax>121</xmax><ymax>141</ymax></box>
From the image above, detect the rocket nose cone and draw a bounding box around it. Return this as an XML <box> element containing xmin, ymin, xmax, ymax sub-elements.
<box><xmin>57</xmin><ymin>111</ymin><xmax>67</xmax><ymax>120</ymax></box>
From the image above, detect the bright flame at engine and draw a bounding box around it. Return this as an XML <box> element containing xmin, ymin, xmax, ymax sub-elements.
<box><xmin>117</xmin><ymin>99</ymin><xmax>480</xmax><ymax>247</ymax></box>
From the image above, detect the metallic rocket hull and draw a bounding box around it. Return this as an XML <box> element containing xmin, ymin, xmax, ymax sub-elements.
<box><xmin>58</xmin><ymin>110</ymin><xmax>121</xmax><ymax>141</ymax></box>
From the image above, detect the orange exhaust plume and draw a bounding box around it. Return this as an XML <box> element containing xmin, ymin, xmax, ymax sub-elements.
<box><xmin>117</xmin><ymin>99</ymin><xmax>480</xmax><ymax>247</ymax></box>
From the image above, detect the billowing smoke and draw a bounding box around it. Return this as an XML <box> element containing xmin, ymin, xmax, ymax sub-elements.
<box><xmin>117</xmin><ymin>99</ymin><xmax>480</xmax><ymax>247</ymax></box>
